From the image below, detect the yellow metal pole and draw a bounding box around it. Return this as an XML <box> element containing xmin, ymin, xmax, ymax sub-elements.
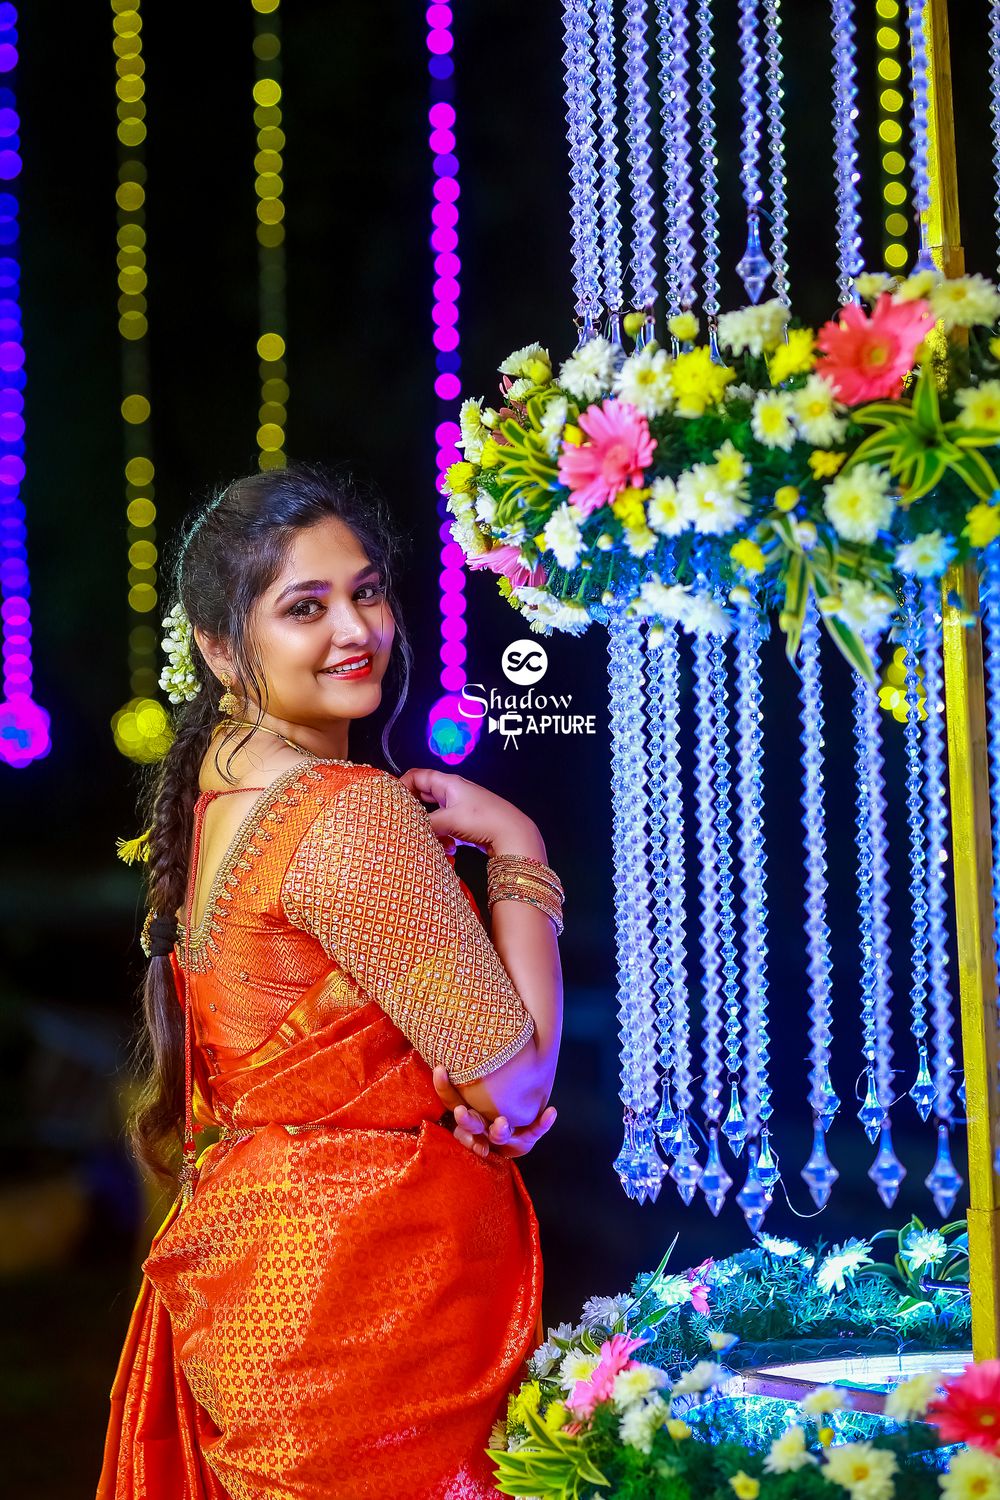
<box><xmin>922</xmin><ymin>0</ymin><xmax>1000</xmax><ymax>1360</ymax></box>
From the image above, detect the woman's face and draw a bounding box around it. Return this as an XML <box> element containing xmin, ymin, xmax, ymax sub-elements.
<box><xmin>243</xmin><ymin>515</ymin><xmax>396</xmax><ymax>728</ymax></box>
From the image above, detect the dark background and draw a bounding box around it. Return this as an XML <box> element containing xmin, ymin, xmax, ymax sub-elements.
<box><xmin>0</xmin><ymin>1</ymin><xmax>993</xmax><ymax>1494</ymax></box>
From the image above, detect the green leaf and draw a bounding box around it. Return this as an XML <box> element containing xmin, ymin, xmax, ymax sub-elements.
<box><xmin>843</xmin><ymin>430</ymin><xmax>905</xmax><ymax>470</ymax></box>
<box><xmin>903</xmin><ymin>446</ymin><xmax>949</xmax><ymax>499</ymax></box>
<box><xmin>912</xmin><ymin>366</ymin><xmax>942</xmax><ymax>433</ymax></box>
<box><xmin>852</xmin><ymin>399</ymin><xmax>910</xmax><ymax>427</ymax></box>
<box><xmin>948</xmin><ymin>446</ymin><xmax>1000</xmax><ymax>501</ymax></box>
<box><xmin>780</xmin><ymin>554</ymin><xmax>809</xmax><ymax>663</ymax></box>
<box><xmin>820</xmin><ymin>611</ymin><xmax>876</xmax><ymax>683</ymax></box>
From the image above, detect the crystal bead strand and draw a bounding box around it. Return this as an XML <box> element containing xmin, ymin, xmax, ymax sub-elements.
<box><xmin>830</xmin><ymin>0</ymin><xmax>864</xmax><ymax>303</ymax></box>
<box><xmin>624</xmin><ymin>0</ymin><xmax>658</xmax><ymax>334</ymax></box>
<box><xmin>903</xmin><ymin>0</ymin><xmax>934</xmax><ymax>270</ymax></box>
<box><xmin>712</xmin><ymin>628</ymin><xmax>746</xmax><ymax>1161</ymax></box>
<box><xmin>990</xmin><ymin>3</ymin><xmax>1000</xmax><ymax>278</ymax></box>
<box><xmin>646</xmin><ymin>618</ymin><xmax>679</xmax><ymax>1151</ymax></box>
<box><xmin>901</xmin><ymin>577</ymin><xmax>934</xmax><ymax>1121</ymax></box>
<box><xmin>661</xmin><ymin>0</ymin><xmax>696</xmax><ymax>313</ymax></box>
<box><xmin>984</xmin><ymin>547</ymin><xmax>1000</xmax><ymax>1172</ymax></box>
<box><xmin>608</xmin><ymin>607</ymin><xmax>666</xmax><ymax>1202</ymax></box>
<box><xmin>594</xmin><ymin>0</ymin><xmax>624</xmax><ymax>337</ymax></box>
<box><xmin>798</xmin><ymin>604</ymin><xmax>840</xmax><ymax>1209</ymax></box>
<box><xmin>921</xmin><ymin>581</ymin><xmax>963</xmax><ymax>1214</ymax></box>
<box><xmin>761</xmin><ymin>0</ymin><xmax>789</xmax><ymax>305</ymax></box>
<box><xmin>735</xmin><ymin>0</ymin><xmax>772</xmax><ymax>303</ymax></box>
<box><xmin>695</xmin><ymin>0</ymin><xmax>721</xmax><ymax>330</ymax></box>
<box><xmin>852</xmin><ymin>660</ymin><xmax>888</xmax><ymax>1144</ymax></box>
<box><xmin>655</xmin><ymin>1</ymin><xmax>680</xmax><ymax>318</ymax></box>
<box><xmin>694</xmin><ymin>629</ymin><xmax>731</xmax><ymax>1214</ymax></box>
<box><xmin>562</xmin><ymin>0</ymin><xmax>603</xmax><ymax>340</ymax></box>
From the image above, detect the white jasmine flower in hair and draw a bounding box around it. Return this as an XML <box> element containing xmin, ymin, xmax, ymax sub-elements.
<box><xmin>159</xmin><ymin>602</ymin><xmax>202</xmax><ymax>704</ymax></box>
<box><xmin>558</xmin><ymin>337</ymin><xmax>617</xmax><ymax>402</ymax></box>
<box><xmin>763</xmin><ymin>1425</ymin><xmax>817</xmax><ymax>1475</ymax></box>
<box><xmin>619</xmin><ymin>1395</ymin><xmax>668</xmax><ymax>1452</ymax></box>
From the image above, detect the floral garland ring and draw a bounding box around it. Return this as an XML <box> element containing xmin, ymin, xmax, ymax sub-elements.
<box><xmin>446</xmin><ymin>270</ymin><xmax>1000</xmax><ymax>680</ymax></box>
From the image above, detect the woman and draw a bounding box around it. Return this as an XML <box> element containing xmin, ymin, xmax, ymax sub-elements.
<box><xmin>97</xmin><ymin>465</ymin><xmax>565</xmax><ymax>1500</ymax></box>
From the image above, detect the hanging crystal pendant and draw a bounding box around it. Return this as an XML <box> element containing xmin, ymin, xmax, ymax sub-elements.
<box><xmin>909</xmin><ymin>1046</ymin><xmax>937</xmax><ymax>1123</ymax></box>
<box><xmin>614</xmin><ymin>1111</ymin><xmax>643</xmax><ymax>1201</ymax></box>
<box><xmin>632</xmin><ymin>1112</ymin><xmax>669</xmax><ymax>1203</ymax></box>
<box><xmin>926</xmin><ymin>1124</ymin><xmax>963</xmax><ymax>1216</ymax></box>
<box><xmin>957</xmin><ymin>1075</ymin><xmax>967</xmax><ymax>1112</ymax></box>
<box><xmin>605</xmin><ymin>310</ymin><xmax>624</xmax><ymax>347</ymax></box>
<box><xmin>700</xmin><ymin>1129</ymin><xmax>733</xmax><ymax>1216</ymax></box>
<box><xmin>817</xmin><ymin>1067</ymin><xmax>841</xmax><ymax>1130</ymax></box>
<box><xmin>669</xmin><ymin>1119</ymin><xmax>703</xmax><ymax>1205</ymax></box>
<box><xmin>868</xmin><ymin>1122</ymin><xmax>906</xmax><ymax>1209</ymax></box>
<box><xmin>858</xmin><ymin>1066</ymin><xmax>886</xmax><ymax>1145</ymax></box>
<box><xmin>802</xmin><ymin>1121</ymin><xmax>839</xmax><ymax>1209</ymax></box>
<box><xmin>735</xmin><ymin>213</ymin><xmax>772</xmax><ymax>304</ymax></box>
<box><xmin>722</xmin><ymin>1082</ymin><xmax>748</xmax><ymax>1157</ymax></box>
<box><xmin>655</xmin><ymin>1084</ymin><xmax>682</xmax><ymax>1155</ymax></box>
<box><xmin>755</xmin><ymin>1127</ymin><xmax>780</xmax><ymax>1198</ymax></box>
<box><xmin>736</xmin><ymin>1145</ymin><xmax>768</xmax><ymax>1233</ymax></box>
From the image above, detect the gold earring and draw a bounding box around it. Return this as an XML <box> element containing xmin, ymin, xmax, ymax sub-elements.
<box><xmin>218</xmin><ymin>671</ymin><xmax>239</xmax><ymax>717</ymax></box>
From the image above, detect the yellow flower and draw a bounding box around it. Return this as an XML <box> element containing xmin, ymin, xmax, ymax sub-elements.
<box><xmin>819</xmin><ymin>1427</ymin><xmax>835</xmax><ymax>1447</ymax></box>
<box><xmin>729</xmin><ymin>1472</ymin><xmax>760</xmax><ymax>1500</ymax></box>
<box><xmin>543</xmin><ymin>1401</ymin><xmax>568</xmax><ymax>1433</ymax></box>
<box><xmin>666</xmin><ymin>1419</ymin><xmax>691</xmax><ymax>1441</ymax></box>
<box><xmin>990</xmin><ymin>336</ymin><xmax>1000</xmax><ymax>362</ymax></box>
<box><xmin>526</xmin><ymin>354</ymin><xmax>553</xmax><ymax>384</ymax></box>
<box><xmin>956</xmin><ymin>380</ymin><xmax>1000</xmax><ymax>430</ymax></box>
<box><xmin>509</xmin><ymin>1381</ymin><xmax>541</xmax><ymax>1427</ymax></box>
<box><xmin>809</xmin><ymin>449</ymin><xmax>847</xmax><ymax>479</ymax></box>
<box><xmin>894</xmin><ymin>269</ymin><xmax>940</xmax><ymax>302</ymax></box>
<box><xmin>497</xmin><ymin>575</ymin><xmax>513</xmax><ymax>599</ymax></box>
<box><xmin>671</xmin><ymin>347</ymin><xmax>736</xmax><ymax>417</ymax></box>
<box><xmin>611</xmin><ymin>490</ymin><xmax>649</xmax><ymax>528</ymax></box>
<box><xmin>769</xmin><ymin>327</ymin><xmax>816</xmax><ymax>384</ymax></box>
<box><xmin>668</xmin><ymin>311</ymin><xmax>699</xmax><ymax>341</ymax></box>
<box><xmin>731</xmin><ymin>585</ymin><xmax>753</xmax><ymax>605</ymax></box>
<box><xmin>562</xmin><ymin>423</ymin><xmax>584</xmax><ymax>446</ymax></box>
<box><xmin>623</xmin><ymin>311</ymin><xmax>647</xmax><ymax>339</ymax></box>
<box><xmin>966</xmin><ymin>503</ymin><xmax>1000</xmax><ymax>547</ymax></box>
<box><xmin>774</xmin><ymin>485</ymin><xmax>799</xmax><ymax>511</ymax></box>
<box><xmin>714</xmin><ymin>439</ymin><xmax>749</xmax><ymax>485</ymax></box>
<box><xmin>730</xmin><ymin>539</ymin><xmax>766</xmax><ymax>575</ymax></box>
<box><xmin>444</xmin><ymin>461</ymin><xmax>476</xmax><ymax>494</ymax></box>
<box><xmin>596</xmin><ymin>532</ymin><xmax>615</xmax><ymax>550</ymax></box>
<box><xmin>855</xmin><ymin>272</ymin><xmax>897</xmax><ymax>303</ymax></box>
<box><xmin>624</xmin><ymin>523</ymin><xmax>658</xmax><ymax>557</ymax></box>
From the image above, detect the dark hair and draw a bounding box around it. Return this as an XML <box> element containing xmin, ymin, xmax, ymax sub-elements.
<box><xmin>129</xmin><ymin>462</ymin><xmax>413</xmax><ymax>1183</ymax></box>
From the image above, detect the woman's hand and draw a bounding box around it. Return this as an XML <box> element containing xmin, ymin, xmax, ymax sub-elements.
<box><xmin>432</xmin><ymin>1065</ymin><xmax>557</xmax><ymax>1159</ymax></box>
<box><xmin>398</xmin><ymin>767</ymin><xmax>545</xmax><ymax>859</ymax></box>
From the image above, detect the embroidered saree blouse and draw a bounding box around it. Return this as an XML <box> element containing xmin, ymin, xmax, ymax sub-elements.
<box><xmin>97</xmin><ymin>760</ymin><xmax>544</xmax><ymax>1500</ymax></box>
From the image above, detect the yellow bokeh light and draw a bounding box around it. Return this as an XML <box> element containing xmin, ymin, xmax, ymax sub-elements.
<box><xmin>112</xmin><ymin>695</ymin><xmax>173</xmax><ymax>764</ymax></box>
<box><xmin>118</xmin><ymin>293</ymin><xmax>147</xmax><ymax>317</ymax></box>
<box><xmin>117</xmin><ymin>223</ymin><xmax>146</xmax><ymax>248</ymax></box>
<box><xmin>257</xmin><ymin>332</ymin><xmax>286</xmax><ymax>362</ymax></box>
<box><xmin>113</xmin><ymin>33</ymin><xmax>141</xmax><ymax>58</ymax></box>
<box><xmin>885</xmin><ymin>242</ymin><xmax>908</xmax><ymax>268</ymax></box>
<box><xmin>259</xmin><ymin>402</ymin><xmax>287</xmax><ymax>425</ymax></box>
<box><xmin>126</xmin><ymin>456</ymin><xmax>155</xmax><ymax>486</ymax></box>
<box><xmin>875</xmin><ymin>0</ymin><xmax>898</xmax><ymax>15</ymax></box>
<box><xmin>883</xmin><ymin>150</ymin><xmax>905</xmax><ymax>174</ymax></box>
<box><xmin>116</xmin><ymin>181</ymin><xmax>145</xmax><ymax>212</ymax></box>
<box><xmin>253</xmin><ymin>78</ymin><xmax>282</xmax><ymax>108</ymax></box>
<box><xmin>254</xmin><ymin>105</ymin><xmax>282</xmax><ymax>129</ymax></box>
<box><xmin>878</xmin><ymin>120</ymin><xmax>902</xmax><ymax>144</ymax></box>
<box><xmin>112</xmin><ymin>13</ymin><xmax>142</xmax><ymax>37</ymax></box>
<box><xmin>257</xmin><ymin>423</ymin><xmax>285</xmax><ymax>450</ymax></box>
<box><xmin>255</xmin><ymin>149</ymin><xmax>283</xmax><ymax>174</ymax></box>
<box><xmin>119</xmin><ymin>312</ymin><xmax>148</xmax><ymax>340</ymax></box>
<box><xmin>118</xmin><ymin>266</ymin><xmax>148</xmax><ymax>294</ymax></box>
<box><xmin>118</xmin><ymin>100</ymin><xmax>146</xmax><ymax>122</ymax></box>
<box><xmin>116</xmin><ymin>52</ymin><xmax>145</xmax><ymax>77</ymax></box>
<box><xmin>262</xmin><ymin>377</ymin><xmax>290</xmax><ymax>402</ymax></box>
<box><xmin>252</xmin><ymin>0</ymin><xmax>281</xmax><ymax>13</ymax></box>
<box><xmin>257</xmin><ymin>223</ymin><xmax>285</xmax><ymax>248</ymax></box>
<box><xmin>876</xmin><ymin>26</ymin><xmax>899</xmax><ymax>49</ymax></box>
<box><xmin>116</xmin><ymin>76</ymin><xmax>145</xmax><ymax>103</ymax></box>
<box><xmin>259</xmin><ymin>450</ymin><xmax>287</xmax><ymax>472</ymax></box>
<box><xmin>877</xmin><ymin>57</ymin><xmax>901</xmax><ymax>81</ymax></box>
<box><xmin>129</xmin><ymin>624</ymin><xmax>156</xmax><ymax>651</ymax></box>
<box><xmin>883</xmin><ymin>181</ymin><xmax>906</xmax><ymax>206</ymax></box>
<box><xmin>885</xmin><ymin>211</ymin><xmax>908</xmax><ymax>235</ymax></box>
<box><xmin>127</xmin><ymin>583</ymin><xmax>158</xmax><ymax>613</ymax></box>
<box><xmin>127</xmin><ymin>496</ymin><xmax>156</xmax><ymax>526</ymax></box>
<box><xmin>129</xmin><ymin>539</ymin><xmax>158</xmax><ymax>568</ymax></box>
<box><xmin>253</xmin><ymin>33</ymin><xmax>281</xmax><ymax>62</ymax></box>
<box><xmin>879</xmin><ymin>88</ymin><xmax>903</xmax><ymax>113</ymax></box>
<box><xmin>118</xmin><ymin>120</ymin><xmax>147</xmax><ymax>147</ymax></box>
<box><xmin>255</xmin><ymin>173</ymin><xmax>283</xmax><ymax>199</ymax></box>
<box><xmin>121</xmin><ymin>393</ymin><xmax>151</xmax><ymax>424</ymax></box>
<box><xmin>257</xmin><ymin>199</ymin><xmax>285</xmax><ymax>225</ymax></box>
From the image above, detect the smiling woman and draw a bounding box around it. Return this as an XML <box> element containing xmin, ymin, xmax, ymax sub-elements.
<box><xmin>97</xmin><ymin>462</ymin><xmax>564</xmax><ymax>1500</ymax></box>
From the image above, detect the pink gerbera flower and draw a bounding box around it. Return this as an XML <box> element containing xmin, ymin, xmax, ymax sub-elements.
<box><xmin>557</xmin><ymin>399</ymin><xmax>656</xmax><ymax>518</ymax></box>
<box><xmin>816</xmin><ymin>292</ymin><xmax>932</xmax><ymax>404</ymax></box>
<box><xmin>567</xmin><ymin>1332</ymin><xmax>648</xmax><ymax>1420</ymax></box>
<box><xmin>466</xmin><ymin>544</ymin><xmax>546</xmax><ymax>589</ymax></box>
<box><xmin>928</xmin><ymin>1360</ymin><xmax>1000</xmax><ymax>1453</ymax></box>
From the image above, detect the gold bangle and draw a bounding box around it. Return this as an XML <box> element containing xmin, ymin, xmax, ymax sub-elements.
<box><xmin>487</xmin><ymin>889</ymin><xmax>564</xmax><ymax>936</ymax></box>
<box><xmin>486</xmin><ymin>853</ymin><xmax>564</xmax><ymax>898</ymax></box>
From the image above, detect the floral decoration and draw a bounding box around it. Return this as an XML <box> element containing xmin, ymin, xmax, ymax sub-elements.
<box><xmin>446</xmin><ymin>271</ymin><xmax>1000</xmax><ymax>680</ymax></box>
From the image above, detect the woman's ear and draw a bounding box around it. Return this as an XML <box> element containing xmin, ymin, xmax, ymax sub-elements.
<box><xmin>193</xmin><ymin>627</ymin><xmax>232</xmax><ymax>683</ymax></box>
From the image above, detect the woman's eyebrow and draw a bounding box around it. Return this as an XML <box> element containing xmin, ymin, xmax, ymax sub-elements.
<box><xmin>274</xmin><ymin>566</ymin><xmax>379</xmax><ymax>605</ymax></box>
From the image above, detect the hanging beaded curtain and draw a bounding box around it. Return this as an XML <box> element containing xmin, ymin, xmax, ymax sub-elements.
<box><xmin>551</xmin><ymin>0</ymin><xmax>989</xmax><ymax>1230</ymax></box>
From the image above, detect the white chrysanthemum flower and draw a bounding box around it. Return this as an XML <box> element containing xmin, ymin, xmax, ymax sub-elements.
<box><xmin>539</xmin><ymin>395</ymin><xmax>569</xmax><ymax>455</ymax></box>
<box><xmin>499</xmin><ymin>341</ymin><xmax>551</xmax><ymax>379</ymax></box>
<box><xmin>540</xmin><ymin>501</ymin><xmax>584</xmax><ymax>570</ymax></box>
<box><xmin>763</xmin><ymin>1425</ymin><xmax>817</xmax><ymax>1475</ymax></box>
<box><xmin>883</xmin><ymin>1370</ymin><xmax>941</xmax><ymax>1422</ymax></box>
<box><xmin>458</xmin><ymin>397</ymin><xmax>486</xmax><ymax>462</ymax></box>
<box><xmin>894</xmin><ymin>268</ymin><xmax>943</xmax><ymax>303</ymax></box>
<box><xmin>707</xmin><ymin>1330</ymin><xmax>739</xmax><ymax>1353</ymax></box>
<box><xmin>613</xmin><ymin>346</ymin><xmax>675</xmax><ymax>416</ymax></box>
<box><xmin>717</xmin><ymin>298</ymin><xmax>790</xmax><ymax>356</ymax></box>
<box><xmin>682</xmin><ymin>592</ymin><xmax>731</xmax><ymax>636</ymax></box>
<box><xmin>801</xmin><ymin>1385</ymin><xmax>847</xmax><ymax>1418</ymax></box>
<box><xmin>822</xmin><ymin>463</ymin><xmax>894</xmax><ymax>544</ymax></box>
<box><xmin>759</xmin><ymin>1235</ymin><xmax>802</xmax><ymax>1257</ymax></box>
<box><xmin>929</xmin><ymin>273</ymin><xmax>1000</xmax><ymax>331</ymax></box>
<box><xmin>512</xmin><ymin>586</ymin><xmax>593</xmax><ymax>637</ymax></box>
<box><xmin>474</xmin><ymin>492</ymin><xmax>497</xmax><ymax>526</ymax></box>
<box><xmin>624</xmin><ymin>524</ymin><xmax>658</xmax><ymax>558</ymax></box>
<box><xmin>652</xmin><ymin>1271</ymin><xmax>694</xmax><ymax>1306</ymax></box>
<box><xmin>558</xmin><ymin>336</ymin><xmax>618</xmax><ymax>401</ymax></box>
<box><xmin>581</xmin><ymin>1294</ymin><xmax>631</xmax><ymax>1329</ymax></box>
<box><xmin>823</xmin><ymin>1440</ymin><xmax>897</xmax><ymax>1500</ymax></box>
<box><xmin>612</xmin><ymin>1365</ymin><xmax>668</xmax><ymax>1410</ymax></box>
<box><xmin>940</xmin><ymin>1445</ymin><xmax>1000</xmax><ymax>1500</ymax></box>
<box><xmin>792</xmin><ymin>374</ymin><xmax>847</xmax><ymax>446</ymax></box>
<box><xmin>679</xmin><ymin>463</ymin><xmax>750</xmax><ymax>535</ymax></box>
<box><xmin>815</xmin><ymin>1237</ymin><xmax>874</xmax><ymax>1294</ymax></box>
<box><xmin>895</xmin><ymin>531</ymin><xmax>954</xmax><ymax>579</ymax></box>
<box><xmin>648</xmin><ymin>477</ymin><xmax>690</xmax><ymax>537</ymax></box>
<box><xmin>956</xmin><ymin>380</ymin><xmax>1000</xmax><ymax>430</ymax></box>
<box><xmin>902</xmin><ymin>1227</ymin><xmax>949</xmax><ymax>1270</ymax></box>
<box><xmin>671</xmin><ymin>1360</ymin><xmax>722</xmax><ymax>1396</ymax></box>
<box><xmin>449</xmin><ymin>516</ymin><xmax>491</xmax><ymax>558</ymax></box>
<box><xmin>159</xmin><ymin>602</ymin><xmax>202</xmax><ymax>704</ymax></box>
<box><xmin>831</xmin><ymin>581</ymin><xmax>898</xmax><ymax>636</ymax></box>
<box><xmin>854</xmin><ymin>272</ymin><xmax>897</xmax><ymax>303</ymax></box>
<box><xmin>752</xmin><ymin>390</ymin><xmax>797</xmax><ymax>451</ymax></box>
<box><xmin>504</xmin><ymin>377</ymin><xmax>533</xmax><ymax>403</ymax></box>
<box><xmin>557</xmin><ymin>1350</ymin><xmax>599</xmax><ymax>1392</ymax></box>
<box><xmin>635</xmin><ymin>579</ymin><xmax>693</xmax><ymax>625</ymax></box>
<box><xmin>724</xmin><ymin>381</ymin><xmax>757</xmax><ymax>404</ymax></box>
<box><xmin>619</xmin><ymin>1396</ymin><xmax>668</xmax><ymax>1453</ymax></box>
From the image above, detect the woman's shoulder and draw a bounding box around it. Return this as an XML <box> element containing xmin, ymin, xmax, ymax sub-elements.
<box><xmin>288</xmin><ymin>761</ymin><xmax>431</xmax><ymax>847</ymax></box>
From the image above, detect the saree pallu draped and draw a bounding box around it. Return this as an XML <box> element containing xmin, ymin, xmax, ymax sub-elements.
<box><xmin>98</xmin><ymin>762</ymin><xmax>545</xmax><ymax>1500</ymax></box>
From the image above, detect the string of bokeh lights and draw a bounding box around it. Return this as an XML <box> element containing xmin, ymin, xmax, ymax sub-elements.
<box><xmin>109</xmin><ymin>0</ymin><xmax>171</xmax><ymax>762</ymax></box>
<box><xmin>252</xmin><ymin>0</ymin><xmax>288</xmax><ymax>471</ymax></box>
<box><xmin>425</xmin><ymin>5</ymin><xmax>477</xmax><ymax>763</ymax></box>
<box><xmin>875</xmin><ymin>0</ymin><xmax>910</xmax><ymax>274</ymax></box>
<box><xmin>0</xmin><ymin>2</ymin><xmax>48</xmax><ymax>768</ymax></box>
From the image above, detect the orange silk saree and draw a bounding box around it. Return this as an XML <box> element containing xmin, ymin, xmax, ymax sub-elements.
<box><xmin>98</xmin><ymin>760</ymin><xmax>544</xmax><ymax>1500</ymax></box>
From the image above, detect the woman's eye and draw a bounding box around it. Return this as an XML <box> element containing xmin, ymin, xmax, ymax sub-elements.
<box><xmin>357</xmin><ymin>582</ymin><xmax>384</xmax><ymax>601</ymax></box>
<box><xmin>289</xmin><ymin>599</ymin><xmax>323</xmax><ymax>618</ymax></box>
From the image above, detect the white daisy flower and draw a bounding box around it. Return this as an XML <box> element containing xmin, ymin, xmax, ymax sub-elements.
<box><xmin>613</xmin><ymin>346</ymin><xmax>675</xmax><ymax>416</ymax></box>
<box><xmin>558</xmin><ymin>336</ymin><xmax>618</xmax><ymax>401</ymax></box>
<box><xmin>763</xmin><ymin>1425</ymin><xmax>817</xmax><ymax>1475</ymax></box>
<box><xmin>815</xmin><ymin>1238</ymin><xmax>874</xmax><ymax>1294</ymax></box>
<box><xmin>540</xmin><ymin>501</ymin><xmax>585</xmax><ymax>571</ymax></box>
<box><xmin>618</xmin><ymin>1396</ymin><xmax>668</xmax><ymax>1453</ymax></box>
<box><xmin>895</xmin><ymin>531</ymin><xmax>955</xmax><ymax>579</ymax></box>
<box><xmin>822</xmin><ymin>463</ymin><xmax>894</xmax><ymax>544</ymax></box>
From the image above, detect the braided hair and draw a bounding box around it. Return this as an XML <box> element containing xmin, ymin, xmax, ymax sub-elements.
<box><xmin>130</xmin><ymin>462</ymin><xmax>413</xmax><ymax>1182</ymax></box>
